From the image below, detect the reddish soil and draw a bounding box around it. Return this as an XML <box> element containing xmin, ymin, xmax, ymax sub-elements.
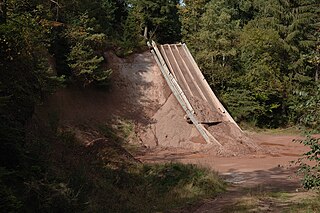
<box><xmin>37</xmin><ymin>51</ymin><xmax>316</xmax><ymax>212</ymax></box>
<box><xmin>137</xmin><ymin>133</ymin><xmax>308</xmax><ymax>178</ymax></box>
<box><xmin>137</xmin><ymin>133</ymin><xmax>312</xmax><ymax>213</ymax></box>
<box><xmin>40</xmin><ymin>50</ymin><xmax>258</xmax><ymax>153</ymax></box>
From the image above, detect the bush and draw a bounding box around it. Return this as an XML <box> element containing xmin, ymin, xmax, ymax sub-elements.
<box><xmin>139</xmin><ymin>163</ymin><xmax>226</xmax><ymax>210</ymax></box>
<box><xmin>295</xmin><ymin>134</ymin><xmax>320</xmax><ymax>190</ymax></box>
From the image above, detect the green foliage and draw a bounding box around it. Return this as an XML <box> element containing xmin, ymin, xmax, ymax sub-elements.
<box><xmin>295</xmin><ymin>135</ymin><xmax>320</xmax><ymax>190</ymax></box>
<box><xmin>293</xmin><ymin>84</ymin><xmax>320</xmax><ymax>130</ymax></box>
<box><xmin>293</xmin><ymin>83</ymin><xmax>320</xmax><ymax>190</ymax></box>
<box><xmin>0</xmin><ymin>2</ymin><xmax>66</xmax><ymax>211</ymax></box>
<box><xmin>142</xmin><ymin>163</ymin><xmax>225</xmax><ymax>198</ymax></box>
<box><xmin>0</xmin><ymin>168</ymin><xmax>22</xmax><ymax>212</ymax></box>
<box><xmin>179</xmin><ymin>0</ymin><xmax>210</xmax><ymax>47</ymax></box>
<box><xmin>181</xmin><ymin>0</ymin><xmax>320</xmax><ymax>127</ymax></box>
<box><xmin>21</xmin><ymin>123</ymin><xmax>225</xmax><ymax>212</ymax></box>
<box><xmin>81</xmin><ymin>161</ymin><xmax>225</xmax><ymax>212</ymax></box>
<box><xmin>239</xmin><ymin>26</ymin><xmax>283</xmax><ymax>90</ymax></box>
<box><xmin>66</xmin><ymin>14</ymin><xmax>112</xmax><ymax>87</ymax></box>
<box><xmin>24</xmin><ymin>180</ymin><xmax>80</xmax><ymax>212</ymax></box>
<box><xmin>128</xmin><ymin>0</ymin><xmax>182</xmax><ymax>44</ymax></box>
<box><xmin>118</xmin><ymin>10</ymin><xmax>146</xmax><ymax>55</ymax></box>
<box><xmin>0</xmin><ymin>4</ymin><xmax>64</xmax><ymax>169</ymax></box>
<box><xmin>194</xmin><ymin>0</ymin><xmax>240</xmax><ymax>87</ymax></box>
<box><xmin>236</xmin><ymin>24</ymin><xmax>287</xmax><ymax>126</ymax></box>
<box><xmin>221</xmin><ymin>89</ymin><xmax>264</xmax><ymax>123</ymax></box>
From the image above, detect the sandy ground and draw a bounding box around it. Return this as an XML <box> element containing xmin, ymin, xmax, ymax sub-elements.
<box><xmin>41</xmin><ymin>50</ymin><xmax>310</xmax><ymax>178</ymax></box>
<box><xmin>41</xmin><ymin>50</ymin><xmax>258</xmax><ymax>153</ymax></box>
<box><xmin>38</xmin><ymin>51</ymin><xmax>317</xmax><ymax>212</ymax></box>
<box><xmin>137</xmin><ymin>133</ymin><xmax>308</xmax><ymax>181</ymax></box>
<box><xmin>137</xmin><ymin>133</ymin><xmax>314</xmax><ymax>213</ymax></box>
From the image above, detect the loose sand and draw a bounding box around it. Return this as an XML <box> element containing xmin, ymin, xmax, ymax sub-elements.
<box><xmin>35</xmin><ymin>50</ymin><xmax>315</xmax><ymax>213</ymax></box>
<box><xmin>39</xmin><ymin>50</ymin><xmax>260</xmax><ymax>156</ymax></box>
<box><xmin>111</xmin><ymin>50</ymin><xmax>261</xmax><ymax>155</ymax></box>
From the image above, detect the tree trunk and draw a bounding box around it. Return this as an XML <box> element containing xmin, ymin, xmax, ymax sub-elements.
<box><xmin>144</xmin><ymin>26</ymin><xmax>148</xmax><ymax>39</ymax></box>
<box><xmin>0</xmin><ymin>0</ymin><xmax>7</xmax><ymax>24</ymax></box>
<box><xmin>316</xmin><ymin>65</ymin><xmax>319</xmax><ymax>82</ymax></box>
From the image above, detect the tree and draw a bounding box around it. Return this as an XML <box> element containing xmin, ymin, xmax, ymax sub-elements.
<box><xmin>191</xmin><ymin>0</ymin><xmax>241</xmax><ymax>90</ymax></box>
<box><xmin>0</xmin><ymin>0</ymin><xmax>7</xmax><ymax>23</ymax></box>
<box><xmin>254</xmin><ymin>0</ymin><xmax>320</xmax><ymax>124</ymax></box>
<box><xmin>294</xmin><ymin>84</ymin><xmax>320</xmax><ymax>190</ymax></box>
<box><xmin>180</xmin><ymin>0</ymin><xmax>320</xmax><ymax>127</ymax></box>
<box><xmin>66</xmin><ymin>14</ymin><xmax>112</xmax><ymax>87</ymax></box>
<box><xmin>119</xmin><ymin>7</ymin><xmax>146</xmax><ymax>55</ymax></box>
<box><xmin>238</xmin><ymin>24</ymin><xmax>287</xmax><ymax>126</ymax></box>
<box><xmin>0</xmin><ymin>2</ymin><xmax>66</xmax><ymax>210</ymax></box>
<box><xmin>128</xmin><ymin>0</ymin><xmax>182</xmax><ymax>44</ymax></box>
<box><xmin>178</xmin><ymin>0</ymin><xmax>210</xmax><ymax>47</ymax></box>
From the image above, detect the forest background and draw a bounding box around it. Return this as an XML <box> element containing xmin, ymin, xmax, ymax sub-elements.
<box><xmin>0</xmin><ymin>0</ymin><xmax>319</xmax><ymax>211</ymax></box>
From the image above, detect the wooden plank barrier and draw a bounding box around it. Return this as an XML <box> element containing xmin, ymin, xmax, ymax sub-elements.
<box><xmin>148</xmin><ymin>41</ymin><xmax>222</xmax><ymax>146</ymax></box>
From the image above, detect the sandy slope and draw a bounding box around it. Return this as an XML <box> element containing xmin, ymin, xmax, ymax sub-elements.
<box><xmin>39</xmin><ymin>50</ymin><xmax>309</xmax><ymax>176</ymax></box>
<box><xmin>42</xmin><ymin>51</ymin><xmax>258</xmax><ymax>153</ymax></box>
<box><xmin>37</xmin><ymin>50</ymin><xmax>316</xmax><ymax>212</ymax></box>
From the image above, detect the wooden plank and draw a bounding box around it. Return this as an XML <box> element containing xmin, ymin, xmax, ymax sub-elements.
<box><xmin>160</xmin><ymin>45</ymin><xmax>177</xmax><ymax>80</ymax></box>
<box><xmin>173</xmin><ymin>45</ymin><xmax>208</xmax><ymax>102</ymax></box>
<box><xmin>152</xmin><ymin>43</ymin><xmax>194</xmax><ymax>115</ymax></box>
<box><xmin>182</xmin><ymin>43</ymin><xmax>242</xmax><ymax>132</ymax></box>
<box><xmin>150</xmin><ymin>41</ymin><xmax>221</xmax><ymax>146</ymax></box>
<box><xmin>151</xmin><ymin>41</ymin><xmax>194</xmax><ymax>115</ymax></box>
<box><xmin>165</xmin><ymin>45</ymin><xmax>194</xmax><ymax>97</ymax></box>
<box><xmin>151</xmin><ymin>49</ymin><xmax>209</xmax><ymax>141</ymax></box>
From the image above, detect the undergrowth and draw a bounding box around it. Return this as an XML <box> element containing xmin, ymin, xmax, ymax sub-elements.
<box><xmin>14</xmin><ymin>117</ymin><xmax>225</xmax><ymax>212</ymax></box>
<box><xmin>240</xmin><ymin>121</ymin><xmax>302</xmax><ymax>135</ymax></box>
<box><xmin>294</xmin><ymin>133</ymin><xmax>320</xmax><ymax>190</ymax></box>
<box><xmin>84</xmin><ymin>163</ymin><xmax>225</xmax><ymax>212</ymax></box>
<box><xmin>221</xmin><ymin>188</ymin><xmax>320</xmax><ymax>213</ymax></box>
<box><xmin>283</xmin><ymin>194</ymin><xmax>320</xmax><ymax>213</ymax></box>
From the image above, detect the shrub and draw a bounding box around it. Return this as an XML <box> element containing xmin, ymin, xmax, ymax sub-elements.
<box><xmin>295</xmin><ymin>134</ymin><xmax>320</xmax><ymax>190</ymax></box>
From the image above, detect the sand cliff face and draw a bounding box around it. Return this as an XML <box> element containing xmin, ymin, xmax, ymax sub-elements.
<box><xmin>38</xmin><ymin>51</ymin><xmax>259</xmax><ymax>156</ymax></box>
<box><xmin>108</xmin><ymin>51</ymin><xmax>205</xmax><ymax>149</ymax></box>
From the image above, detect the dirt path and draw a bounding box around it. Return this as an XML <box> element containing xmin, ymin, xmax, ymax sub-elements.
<box><xmin>137</xmin><ymin>133</ymin><xmax>317</xmax><ymax>212</ymax></box>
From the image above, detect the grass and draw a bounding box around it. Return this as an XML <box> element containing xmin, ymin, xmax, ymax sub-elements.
<box><xmin>95</xmin><ymin>119</ymin><xmax>226</xmax><ymax>211</ymax></box>
<box><xmin>124</xmin><ymin>163</ymin><xmax>226</xmax><ymax>212</ymax></box>
<box><xmin>221</xmin><ymin>186</ymin><xmax>320</xmax><ymax>213</ymax></box>
<box><xmin>241</xmin><ymin>122</ymin><xmax>320</xmax><ymax>136</ymax></box>
<box><xmin>283</xmin><ymin>195</ymin><xmax>320</xmax><ymax>213</ymax></box>
<box><xmin>71</xmin><ymin>123</ymin><xmax>225</xmax><ymax>212</ymax></box>
<box><xmin>68</xmin><ymin>161</ymin><xmax>226</xmax><ymax>212</ymax></box>
<box><xmin>241</xmin><ymin>123</ymin><xmax>302</xmax><ymax>135</ymax></box>
<box><xmin>23</xmin><ymin>117</ymin><xmax>226</xmax><ymax>212</ymax></box>
<box><xmin>259</xmin><ymin>127</ymin><xmax>302</xmax><ymax>135</ymax></box>
<box><xmin>98</xmin><ymin>118</ymin><xmax>136</xmax><ymax>144</ymax></box>
<box><xmin>223</xmin><ymin>198</ymin><xmax>259</xmax><ymax>213</ymax></box>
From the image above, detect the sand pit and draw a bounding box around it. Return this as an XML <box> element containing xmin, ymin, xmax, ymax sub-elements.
<box><xmin>39</xmin><ymin>50</ymin><xmax>260</xmax><ymax>156</ymax></box>
<box><xmin>108</xmin><ymin>51</ymin><xmax>209</xmax><ymax>149</ymax></box>
<box><xmin>108</xmin><ymin>51</ymin><xmax>260</xmax><ymax>155</ymax></box>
